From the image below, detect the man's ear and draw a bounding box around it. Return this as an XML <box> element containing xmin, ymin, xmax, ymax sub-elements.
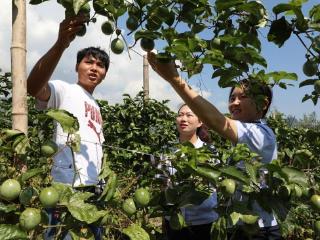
<box><xmin>75</xmin><ymin>63</ymin><xmax>79</xmax><ymax>72</ymax></box>
<box><xmin>262</xmin><ymin>97</ymin><xmax>270</xmax><ymax>111</ymax></box>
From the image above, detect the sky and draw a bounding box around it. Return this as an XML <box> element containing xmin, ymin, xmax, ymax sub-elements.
<box><xmin>0</xmin><ymin>0</ymin><xmax>319</xmax><ymax>119</ymax></box>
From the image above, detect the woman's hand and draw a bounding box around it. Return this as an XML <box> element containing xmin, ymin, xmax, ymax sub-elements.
<box><xmin>147</xmin><ymin>51</ymin><xmax>180</xmax><ymax>84</ymax></box>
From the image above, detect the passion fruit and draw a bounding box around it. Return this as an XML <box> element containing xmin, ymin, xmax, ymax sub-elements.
<box><xmin>101</xmin><ymin>21</ymin><xmax>114</xmax><ymax>35</ymax></box>
<box><xmin>0</xmin><ymin>179</ymin><xmax>21</xmax><ymax>201</ymax></box>
<box><xmin>134</xmin><ymin>188</ymin><xmax>150</xmax><ymax>206</ymax></box>
<box><xmin>39</xmin><ymin>187</ymin><xmax>59</xmax><ymax>208</ymax></box>
<box><xmin>311</xmin><ymin>194</ymin><xmax>320</xmax><ymax>210</ymax></box>
<box><xmin>41</xmin><ymin>140</ymin><xmax>58</xmax><ymax>157</ymax></box>
<box><xmin>19</xmin><ymin>208</ymin><xmax>41</xmax><ymax>231</ymax></box>
<box><xmin>126</xmin><ymin>16</ymin><xmax>139</xmax><ymax>31</ymax></box>
<box><xmin>111</xmin><ymin>38</ymin><xmax>124</xmax><ymax>54</ymax></box>
<box><xmin>220</xmin><ymin>178</ymin><xmax>236</xmax><ymax>196</ymax></box>
<box><xmin>303</xmin><ymin>60</ymin><xmax>318</xmax><ymax>77</ymax></box>
<box><xmin>140</xmin><ymin>38</ymin><xmax>154</xmax><ymax>52</ymax></box>
<box><xmin>122</xmin><ymin>198</ymin><xmax>136</xmax><ymax>216</ymax></box>
<box><xmin>76</xmin><ymin>25</ymin><xmax>87</xmax><ymax>37</ymax></box>
<box><xmin>314</xmin><ymin>80</ymin><xmax>320</xmax><ymax>94</ymax></box>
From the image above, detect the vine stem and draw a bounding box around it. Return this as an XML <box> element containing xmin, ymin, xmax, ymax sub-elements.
<box><xmin>294</xmin><ymin>31</ymin><xmax>317</xmax><ymax>59</ymax></box>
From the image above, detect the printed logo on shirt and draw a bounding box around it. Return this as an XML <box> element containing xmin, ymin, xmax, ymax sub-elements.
<box><xmin>85</xmin><ymin>101</ymin><xmax>103</xmax><ymax>143</ymax></box>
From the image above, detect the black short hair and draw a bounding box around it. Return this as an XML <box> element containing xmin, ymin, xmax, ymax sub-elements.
<box><xmin>229</xmin><ymin>79</ymin><xmax>273</xmax><ymax>118</ymax></box>
<box><xmin>77</xmin><ymin>47</ymin><xmax>110</xmax><ymax>70</ymax></box>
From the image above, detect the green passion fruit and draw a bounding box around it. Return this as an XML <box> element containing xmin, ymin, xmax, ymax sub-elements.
<box><xmin>101</xmin><ymin>21</ymin><xmax>114</xmax><ymax>35</ymax></box>
<box><xmin>134</xmin><ymin>188</ymin><xmax>150</xmax><ymax>206</ymax></box>
<box><xmin>122</xmin><ymin>198</ymin><xmax>136</xmax><ymax>215</ymax></box>
<box><xmin>111</xmin><ymin>38</ymin><xmax>124</xmax><ymax>54</ymax></box>
<box><xmin>0</xmin><ymin>179</ymin><xmax>21</xmax><ymax>201</ymax></box>
<box><xmin>303</xmin><ymin>60</ymin><xmax>318</xmax><ymax>77</ymax></box>
<box><xmin>314</xmin><ymin>80</ymin><xmax>320</xmax><ymax>94</ymax></box>
<box><xmin>76</xmin><ymin>25</ymin><xmax>87</xmax><ymax>37</ymax></box>
<box><xmin>126</xmin><ymin>16</ymin><xmax>139</xmax><ymax>31</ymax></box>
<box><xmin>41</xmin><ymin>140</ymin><xmax>58</xmax><ymax>157</ymax></box>
<box><xmin>19</xmin><ymin>208</ymin><xmax>41</xmax><ymax>231</ymax></box>
<box><xmin>39</xmin><ymin>187</ymin><xmax>59</xmax><ymax>208</ymax></box>
<box><xmin>140</xmin><ymin>38</ymin><xmax>155</xmax><ymax>52</ymax></box>
<box><xmin>220</xmin><ymin>178</ymin><xmax>236</xmax><ymax>196</ymax></box>
<box><xmin>311</xmin><ymin>194</ymin><xmax>320</xmax><ymax>210</ymax></box>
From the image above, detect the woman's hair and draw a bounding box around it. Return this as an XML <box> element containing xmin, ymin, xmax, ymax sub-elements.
<box><xmin>177</xmin><ymin>103</ymin><xmax>211</xmax><ymax>143</ymax></box>
<box><xmin>229</xmin><ymin>79</ymin><xmax>273</xmax><ymax>118</ymax></box>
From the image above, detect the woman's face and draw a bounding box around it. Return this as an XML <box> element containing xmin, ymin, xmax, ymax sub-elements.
<box><xmin>176</xmin><ymin>105</ymin><xmax>202</xmax><ymax>136</ymax></box>
<box><xmin>228</xmin><ymin>87</ymin><xmax>261</xmax><ymax>122</ymax></box>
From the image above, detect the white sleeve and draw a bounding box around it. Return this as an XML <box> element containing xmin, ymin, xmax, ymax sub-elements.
<box><xmin>236</xmin><ymin>121</ymin><xmax>277</xmax><ymax>163</ymax></box>
<box><xmin>35</xmin><ymin>80</ymin><xmax>65</xmax><ymax>110</ymax></box>
<box><xmin>46</xmin><ymin>80</ymin><xmax>66</xmax><ymax>109</ymax></box>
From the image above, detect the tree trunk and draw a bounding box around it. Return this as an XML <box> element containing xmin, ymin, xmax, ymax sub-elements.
<box><xmin>11</xmin><ymin>0</ymin><xmax>27</xmax><ymax>134</ymax></box>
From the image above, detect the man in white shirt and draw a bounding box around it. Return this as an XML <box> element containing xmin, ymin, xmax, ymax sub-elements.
<box><xmin>27</xmin><ymin>15</ymin><xmax>109</xmax><ymax>240</ymax></box>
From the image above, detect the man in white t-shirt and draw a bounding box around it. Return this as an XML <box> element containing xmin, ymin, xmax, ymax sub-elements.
<box><xmin>27</xmin><ymin>15</ymin><xmax>109</xmax><ymax>240</ymax></box>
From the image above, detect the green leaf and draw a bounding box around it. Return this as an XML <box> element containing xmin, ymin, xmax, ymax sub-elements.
<box><xmin>122</xmin><ymin>224</ymin><xmax>150</xmax><ymax>240</ymax></box>
<box><xmin>272</xmin><ymin>3</ymin><xmax>295</xmax><ymax>14</ymax></box>
<box><xmin>244</xmin><ymin>162</ymin><xmax>258</xmax><ymax>185</ymax></box>
<box><xmin>1</xmin><ymin>129</ymin><xmax>24</xmax><ymax>141</ymax></box>
<box><xmin>266</xmin><ymin>71</ymin><xmax>297</xmax><ymax>83</ymax></box>
<box><xmin>98</xmin><ymin>171</ymin><xmax>117</xmax><ymax>202</ymax></box>
<box><xmin>202</xmin><ymin>49</ymin><xmax>224</xmax><ymax>67</ymax></box>
<box><xmin>69</xmin><ymin>191</ymin><xmax>94</xmax><ymax>202</ymax></box>
<box><xmin>309</xmin><ymin>4</ymin><xmax>320</xmax><ymax>23</ymax></box>
<box><xmin>281</xmin><ymin>166</ymin><xmax>308</xmax><ymax>187</ymax></box>
<box><xmin>69</xmin><ymin>133</ymin><xmax>81</xmax><ymax>152</ymax></box>
<box><xmin>0</xmin><ymin>202</ymin><xmax>18</xmax><ymax>213</ymax></box>
<box><xmin>230</xmin><ymin>212</ymin><xmax>241</xmax><ymax>225</ymax></box>
<box><xmin>215</xmin><ymin>0</ymin><xmax>245</xmax><ymax>12</ymax></box>
<box><xmin>99</xmin><ymin>155</ymin><xmax>112</xmax><ymax>179</ymax></box>
<box><xmin>211</xmin><ymin>217</ymin><xmax>227</xmax><ymax>240</ymax></box>
<box><xmin>19</xmin><ymin>168</ymin><xmax>44</xmax><ymax>182</ymax></box>
<box><xmin>92</xmin><ymin>0</ymin><xmax>111</xmax><ymax>18</ymax></box>
<box><xmin>299</xmin><ymin>79</ymin><xmax>317</xmax><ymax>87</ymax></box>
<box><xmin>67</xmin><ymin>200</ymin><xmax>107</xmax><ymax>224</ymax></box>
<box><xmin>69</xmin><ymin>228</ymin><xmax>94</xmax><ymax>240</ymax></box>
<box><xmin>12</xmin><ymin>134</ymin><xmax>29</xmax><ymax>155</ymax></box>
<box><xmin>309</xmin><ymin>23</ymin><xmax>320</xmax><ymax>31</ymax></box>
<box><xmin>178</xmin><ymin>189</ymin><xmax>209</xmax><ymax>208</ymax></box>
<box><xmin>134</xmin><ymin>30</ymin><xmax>161</xmax><ymax>41</ymax></box>
<box><xmin>192</xmin><ymin>166</ymin><xmax>221</xmax><ymax>183</ymax></box>
<box><xmin>302</xmin><ymin>94</ymin><xmax>312</xmax><ymax>102</ymax></box>
<box><xmin>46</xmin><ymin>109</ymin><xmax>79</xmax><ymax>134</ymax></box>
<box><xmin>0</xmin><ymin>225</ymin><xmax>28</xmax><ymax>240</ymax></box>
<box><xmin>220</xmin><ymin>166</ymin><xmax>249</xmax><ymax>183</ymax></box>
<box><xmin>52</xmin><ymin>182</ymin><xmax>73</xmax><ymax>204</ymax></box>
<box><xmin>73</xmin><ymin>0</ymin><xmax>90</xmax><ymax>15</ymax></box>
<box><xmin>267</xmin><ymin>17</ymin><xmax>292</xmax><ymax>47</ymax></box>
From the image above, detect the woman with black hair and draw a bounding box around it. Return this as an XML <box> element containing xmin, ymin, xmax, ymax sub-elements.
<box><xmin>147</xmin><ymin>52</ymin><xmax>282</xmax><ymax>239</ymax></box>
<box><xmin>161</xmin><ymin>103</ymin><xmax>218</xmax><ymax>240</ymax></box>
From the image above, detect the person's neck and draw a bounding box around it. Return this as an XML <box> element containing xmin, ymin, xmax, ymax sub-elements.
<box><xmin>77</xmin><ymin>82</ymin><xmax>94</xmax><ymax>95</ymax></box>
<box><xmin>179</xmin><ymin>134</ymin><xmax>198</xmax><ymax>145</ymax></box>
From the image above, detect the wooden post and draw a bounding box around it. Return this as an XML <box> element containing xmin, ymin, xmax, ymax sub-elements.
<box><xmin>143</xmin><ymin>55</ymin><xmax>149</xmax><ymax>101</ymax></box>
<box><xmin>11</xmin><ymin>0</ymin><xmax>28</xmax><ymax>134</ymax></box>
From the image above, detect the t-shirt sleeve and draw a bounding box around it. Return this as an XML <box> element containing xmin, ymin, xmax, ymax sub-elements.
<box><xmin>235</xmin><ymin>121</ymin><xmax>277</xmax><ymax>163</ymax></box>
<box><xmin>35</xmin><ymin>80</ymin><xmax>65</xmax><ymax>110</ymax></box>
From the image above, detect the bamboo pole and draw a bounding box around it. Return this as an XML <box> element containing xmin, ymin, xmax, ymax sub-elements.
<box><xmin>143</xmin><ymin>55</ymin><xmax>149</xmax><ymax>101</ymax></box>
<box><xmin>11</xmin><ymin>0</ymin><xmax>28</xmax><ymax>134</ymax></box>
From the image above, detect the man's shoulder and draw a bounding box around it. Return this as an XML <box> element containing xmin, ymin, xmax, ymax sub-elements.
<box><xmin>49</xmin><ymin>80</ymin><xmax>71</xmax><ymax>88</ymax></box>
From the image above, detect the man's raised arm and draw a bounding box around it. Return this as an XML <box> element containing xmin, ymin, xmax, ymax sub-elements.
<box><xmin>27</xmin><ymin>15</ymin><xmax>87</xmax><ymax>101</ymax></box>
